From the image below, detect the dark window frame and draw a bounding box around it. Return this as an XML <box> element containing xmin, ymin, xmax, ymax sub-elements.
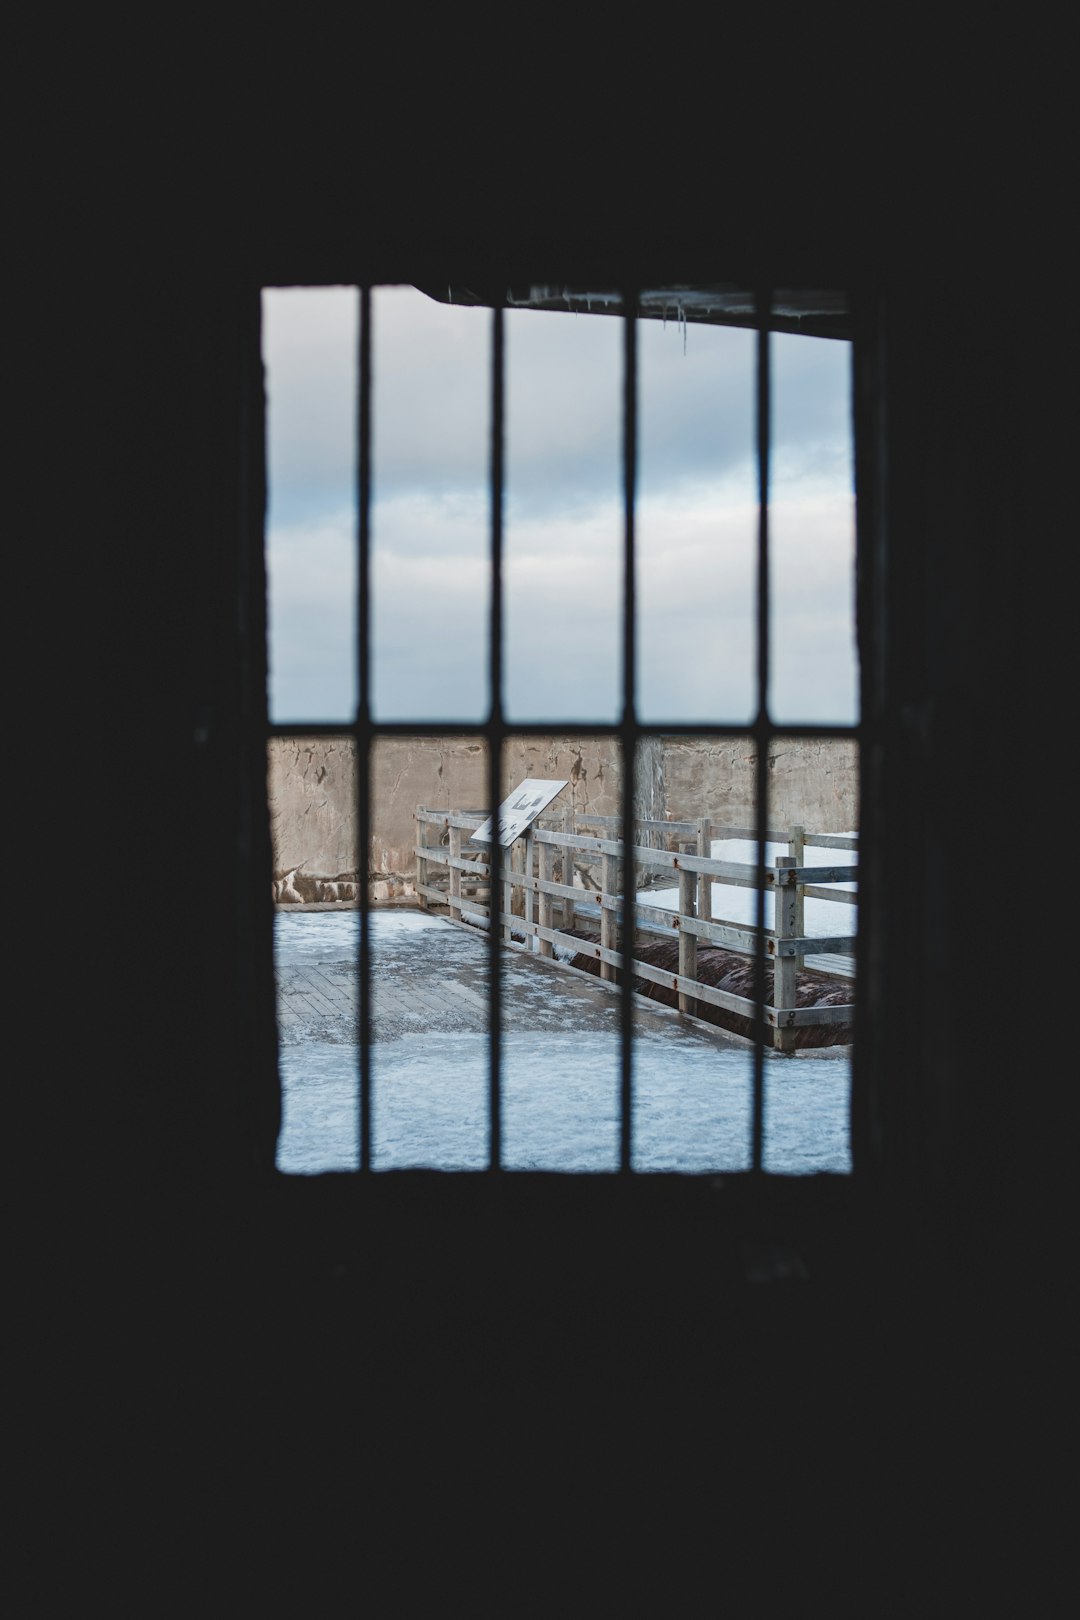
<box><xmin>258</xmin><ymin>276</ymin><xmax>876</xmax><ymax>1185</ymax></box>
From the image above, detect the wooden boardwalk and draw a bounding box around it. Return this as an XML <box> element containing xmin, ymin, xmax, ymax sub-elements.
<box><xmin>275</xmin><ymin>913</ymin><xmax>749</xmax><ymax>1050</ymax></box>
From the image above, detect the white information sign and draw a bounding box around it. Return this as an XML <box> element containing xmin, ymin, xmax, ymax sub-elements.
<box><xmin>468</xmin><ymin>779</ymin><xmax>569</xmax><ymax>848</ymax></box>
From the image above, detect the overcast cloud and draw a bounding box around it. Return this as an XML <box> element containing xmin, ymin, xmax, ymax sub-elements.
<box><xmin>265</xmin><ymin>285</ymin><xmax>856</xmax><ymax>726</ymax></box>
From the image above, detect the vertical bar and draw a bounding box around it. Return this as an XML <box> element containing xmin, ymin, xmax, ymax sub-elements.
<box><xmin>511</xmin><ymin>835</ymin><xmax>527</xmax><ymax>929</ymax></box>
<box><xmin>562</xmin><ymin>805</ymin><xmax>576</xmax><ymax>931</ymax></box>
<box><xmin>619</xmin><ymin>290</ymin><xmax>639</xmax><ymax>1173</ymax></box>
<box><xmin>773</xmin><ymin>855</ymin><xmax>797</xmax><ymax>1054</ymax></box>
<box><xmin>601</xmin><ymin>849</ymin><xmax>619</xmax><ymax>982</ymax></box>
<box><xmin>790</xmin><ymin>824</ymin><xmax>806</xmax><ymax>970</ymax></box>
<box><xmin>500</xmin><ymin>839</ymin><xmax>511</xmax><ymax>941</ymax></box>
<box><xmin>523</xmin><ymin>827</ymin><xmax>536</xmax><ymax>942</ymax></box>
<box><xmin>449</xmin><ymin>820</ymin><xmax>462</xmax><ymax>922</ymax></box>
<box><xmin>696</xmin><ymin>816</ymin><xmax>711</xmax><ymax>921</ymax></box>
<box><xmin>357</xmin><ymin>285</ymin><xmax>372</xmax><ymax>1173</ymax></box>
<box><xmin>487</xmin><ymin>304</ymin><xmax>505</xmax><ymax>1171</ymax></box>
<box><xmin>538</xmin><ymin>837</ymin><xmax>554</xmax><ymax>956</ymax></box>
<box><xmin>751</xmin><ymin>289</ymin><xmax>772</xmax><ymax>1173</ymax></box>
<box><xmin>415</xmin><ymin>811</ymin><xmax>429</xmax><ymax>910</ymax></box>
<box><xmin>624</xmin><ymin>816</ymin><xmax>638</xmax><ymax>1014</ymax></box>
<box><xmin>678</xmin><ymin>864</ymin><xmax>697</xmax><ymax>1014</ymax></box>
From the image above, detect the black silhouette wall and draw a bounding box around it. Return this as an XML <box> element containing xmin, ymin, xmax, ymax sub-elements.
<box><xmin>24</xmin><ymin>40</ymin><xmax>1060</xmax><ymax>1605</ymax></box>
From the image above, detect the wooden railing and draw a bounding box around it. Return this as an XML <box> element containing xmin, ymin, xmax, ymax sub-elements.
<box><xmin>414</xmin><ymin>809</ymin><xmax>857</xmax><ymax>1051</ymax></box>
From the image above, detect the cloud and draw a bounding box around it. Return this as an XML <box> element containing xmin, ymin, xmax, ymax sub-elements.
<box><xmin>263</xmin><ymin>286</ymin><xmax>358</xmax><ymax>527</ymax></box>
<box><xmin>263</xmin><ymin>286</ymin><xmax>857</xmax><ymax>725</ymax></box>
<box><xmin>267</xmin><ymin>513</ymin><xmax>357</xmax><ymax>722</ymax></box>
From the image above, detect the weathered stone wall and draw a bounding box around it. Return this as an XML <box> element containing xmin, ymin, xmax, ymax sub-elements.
<box><xmin>267</xmin><ymin>733</ymin><xmax>854</xmax><ymax>902</ymax></box>
<box><xmin>269</xmin><ymin>737</ymin><xmax>361</xmax><ymax>902</ymax></box>
<box><xmin>660</xmin><ymin>737</ymin><xmax>858</xmax><ymax>834</ymax></box>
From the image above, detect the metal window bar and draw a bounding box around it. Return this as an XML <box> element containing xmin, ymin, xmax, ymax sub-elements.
<box><xmin>357</xmin><ymin>285</ymin><xmax>372</xmax><ymax>1172</ymax></box>
<box><xmin>619</xmin><ymin>292</ymin><xmax>638</xmax><ymax>1173</ymax></box>
<box><xmin>487</xmin><ymin>304</ymin><xmax>505</xmax><ymax>1170</ymax></box>
<box><xmin>752</xmin><ymin>291</ymin><xmax>772</xmax><ymax>1174</ymax></box>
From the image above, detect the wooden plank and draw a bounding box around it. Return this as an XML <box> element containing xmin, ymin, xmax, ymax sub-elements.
<box><xmin>436</xmin><ymin>853</ymin><xmax>493</xmax><ymax>877</ymax></box>
<box><xmin>533</xmin><ymin>828</ymin><xmax>621</xmax><ymax>856</ymax></box>
<box><xmin>492</xmin><ymin>907</ymin><xmax>537</xmax><ymax>946</ymax></box>
<box><xmin>524</xmin><ymin>829</ymin><xmax>535</xmax><ymax>938</ymax></box>
<box><xmin>415</xmin><ymin>813</ymin><xmax>428</xmax><ymax>911</ymax></box>
<box><xmin>448</xmin><ymin>823</ymin><xmax>462</xmax><ymax>920</ymax></box>
<box><xmin>534</xmin><ymin>828</ymin><xmax>778</xmax><ymax>884</ymax></box>
<box><xmin>501</xmin><ymin>842</ymin><xmax>513</xmax><ymax>945</ymax></box>
<box><xmin>287</xmin><ymin>972</ymin><xmax>342</xmax><ymax>1019</ymax></box>
<box><xmin>625</xmin><ymin>956</ymin><xmax>758</xmax><ymax>1020</ymax></box>
<box><xmin>802</xmin><ymin>883</ymin><xmax>859</xmax><ymax>905</ymax></box>
<box><xmin>585</xmin><ymin>894</ymin><xmax>768</xmax><ymax>956</ymax></box>
<box><xmin>678</xmin><ymin>865</ymin><xmax>697</xmax><ymax>1014</ymax></box>
<box><xmin>803</xmin><ymin>952</ymin><xmax>855</xmax><ymax>979</ymax></box>
<box><xmin>788</xmin><ymin>865</ymin><xmax>859</xmax><ymax>885</ymax></box>
<box><xmin>538</xmin><ymin>840</ymin><xmax>554</xmax><ymax>957</ymax></box>
<box><xmin>500</xmin><ymin>869</ymin><xmax>541</xmax><ymax>894</ymax></box>
<box><xmin>696</xmin><ymin>818</ymin><xmax>711</xmax><ymax>921</ymax></box>
<box><xmin>601</xmin><ymin>850</ymin><xmax>618</xmax><ymax>983</ymax></box>
<box><xmin>766</xmin><ymin>1001</ymin><xmax>855</xmax><ymax>1028</ymax></box>
<box><xmin>789</xmin><ymin>825</ymin><xmax>806</xmax><ymax>971</ymax></box>
<box><xmin>561</xmin><ymin>806</ymin><xmax>576</xmax><ymax>932</ymax></box>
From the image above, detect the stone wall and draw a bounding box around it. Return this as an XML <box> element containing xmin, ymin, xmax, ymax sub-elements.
<box><xmin>267</xmin><ymin>734</ymin><xmax>855</xmax><ymax>902</ymax></box>
<box><xmin>660</xmin><ymin>737</ymin><xmax>858</xmax><ymax>833</ymax></box>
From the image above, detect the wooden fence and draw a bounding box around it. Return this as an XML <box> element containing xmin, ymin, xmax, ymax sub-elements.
<box><xmin>415</xmin><ymin>808</ymin><xmax>857</xmax><ymax>1051</ymax></box>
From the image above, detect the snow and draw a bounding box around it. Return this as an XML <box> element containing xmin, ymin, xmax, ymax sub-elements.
<box><xmin>275</xmin><ymin>903</ymin><xmax>853</xmax><ymax>1178</ymax></box>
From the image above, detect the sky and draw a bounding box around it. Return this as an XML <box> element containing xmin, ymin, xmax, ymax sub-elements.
<box><xmin>263</xmin><ymin>285</ymin><xmax>857</xmax><ymax>728</ymax></box>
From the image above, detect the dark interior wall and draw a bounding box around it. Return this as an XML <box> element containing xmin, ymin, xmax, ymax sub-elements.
<box><xmin>861</xmin><ymin>285</ymin><xmax>1050</xmax><ymax>1230</ymax></box>
<box><xmin>71</xmin><ymin>199</ymin><xmax>1043</xmax><ymax>1206</ymax></box>
<box><xmin>25</xmin><ymin>41</ymin><xmax>1063</xmax><ymax>1601</ymax></box>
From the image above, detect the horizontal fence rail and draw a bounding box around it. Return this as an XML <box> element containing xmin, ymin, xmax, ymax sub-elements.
<box><xmin>415</xmin><ymin>808</ymin><xmax>857</xmax><ymax>1052</ymax></box>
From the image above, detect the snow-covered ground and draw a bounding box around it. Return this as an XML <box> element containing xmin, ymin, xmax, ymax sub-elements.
<box><xmin>275</xmin><ymin>893</ymin><xmax>853</xmax><ymax>1177</ymax></box>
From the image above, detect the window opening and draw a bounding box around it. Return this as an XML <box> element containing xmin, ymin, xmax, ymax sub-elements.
<box><xmin>264</xmin><ymin>284</ymin><xmax>859</xmax><ymax>1179</ymax></box>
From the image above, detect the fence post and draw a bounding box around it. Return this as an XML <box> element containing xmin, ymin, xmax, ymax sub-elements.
<box><xmin>601</xmin><ymin>847</ymin><xmax>619</xmax><ymax>982</ymax></box>
<box><xmin>562</xmin><ymin>807</ymin><xmax>576</xmax><ymax>933</ymax></box>
<box><xmin>538</xmin><ymin>837</ymin><xmax>554</xmax><ymax>957</ymax></box>
<box><xmin>448</xmin><ymin>821</ymin><xmax>461</xmax><ymax>922</ymax></box>
<box><xmin>501</xmin><ymin>838</ymin><xmax>514</xmax><ymax>944</ymax></box>
<box><xmin>678</xmin><ymin>864</ymin><xmax>698</xmax><ymax>1015</ymax></box>
<box><xmin>415</xmin><ymin>810</ymin><xmax>428</xmax><ymax>911</ymax></box>
<box><xmin>773</xmin><ymin>854</ymin><xmax>797</xmax><ymax>1053</ymax></box>
<box><xmin>696</xmin><ymin>817</ymin><xmax>711</xmax><ymax>922</ymax></box>
<box><xmin>790</xmin><ymin>824</ymin><xmax>806</xmax><ymax>970</ymax></box>
<box><xmin>523</xmin><ymin>828</ymin><xmax>535</xmax><ymax>944</ymax></box>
